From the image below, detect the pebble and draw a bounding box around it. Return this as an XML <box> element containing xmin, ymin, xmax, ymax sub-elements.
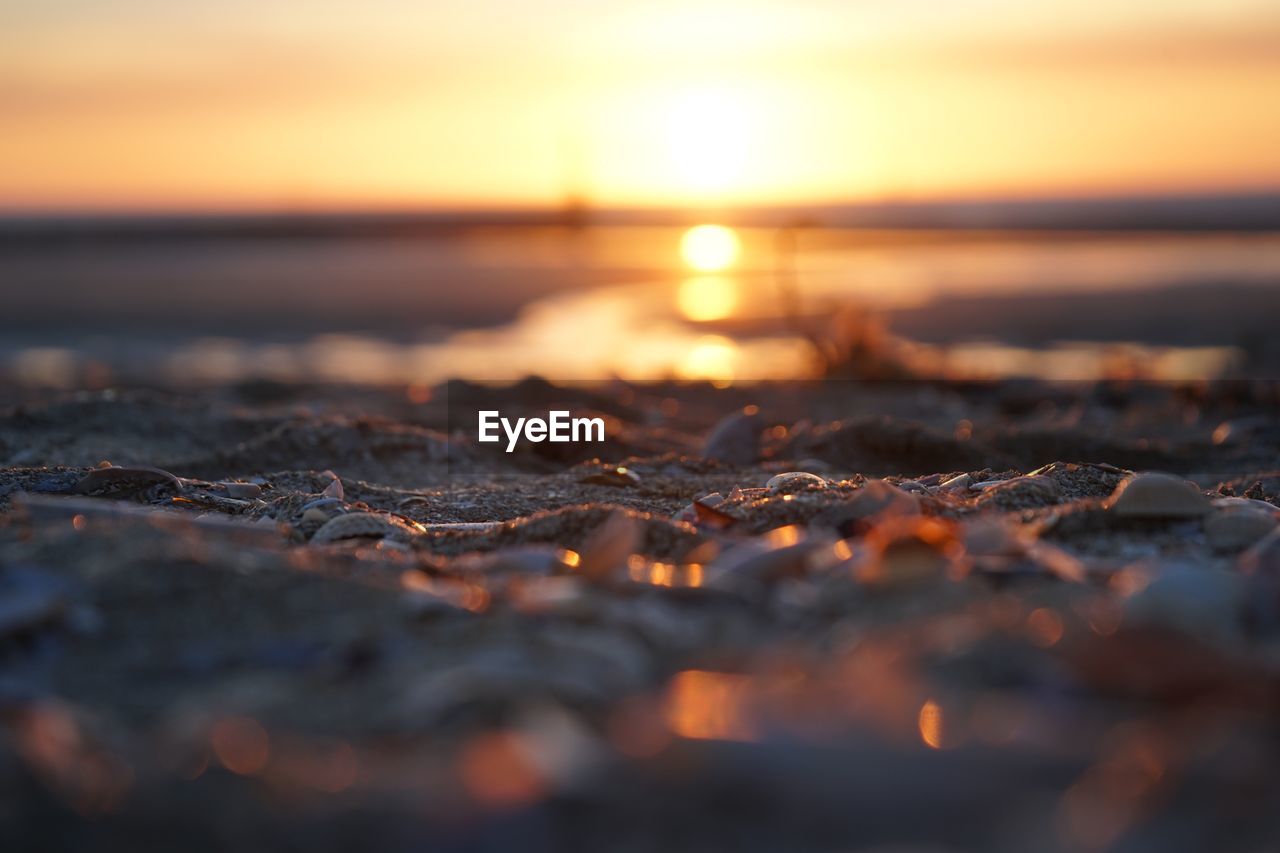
<box><xmin>967</xmin><ymin>537</ymin><xmax>1084</xmax><ymax>581</ymax></box>
<box><xmin>863</xmin><ymin>538</ymin><xmax>950</xmax><ymax>589</ymax></box>
<box><xmin>300</xmin><ymin>507</ymin><xmax>332</xmax><ymax>526</ymax></box>
<box><xmin>766</xmin><ymin>471</ymin><xmax>827</xmax><ymax>493</ymax></box>
<box><xmin>1205</xmin><ymin>505</ymin><xmax>1277</xmax><ymax>552</ymax></box>
<box><xmin>1024</xmin><ymin>542</ymin><xmax>1087</xmax><ymax>583</ymax></box>
<box><xmin>858</xmin><ymin>518</ymin><xmax>962</xmax><ymax>589</ymax></box>
<box><xmin>705</xmin><ymin>539</ymin><xmax>824</xmax><ymax>589</ymax></box>
<box><xmin>311</xmin><ymin>511</ymin><xmax>414</xmax><ymax>544</ymax></box>
<box><xmin>1123</xmin><ymin>565</ymin><xmax>1244</xmax><ymax>648</ymax></box>
<box><xmin>510</xmin><ymin>577</ymin><xmax>593</xmax><ymax>616</ymax></box>
<box><xmin>938</xmin><ymin>473</ymin><xmax>972</xmax><ymax>491</ymax></box>
<box><xmin>1212</xmin><ymin>497</ymin><xmax>1280</xmax><ymax>515</ymax></box>
<box><xmin>674</xmin><ymin>492</ymin><xmax>722</xmax><ymax>523</ymax></box>
<box><xmin>1240</xmin><ymin>528</ymin><xmax>1280</xmax><ymax>575</ymax></box>
<box><xmin>580</xmin><ymin>466</ymin><xmax>642</xmax><ymax>487</ymax></box>
<box><xmin>691</xmin><ymin>499</ymin><xmax>738</xmax><ymax>530</ymax></box>
<box><xmin>222</xmin><ymin>482</ymin><xmax>262</xmax><ymax>500</ymax></box>
<box><xmin>845</xmin><ymin>479</ymin><xmax>920</xmax><ymax>520</ymax></box>
<box><xmin>703</xmin><ymin>407</ymin><xmax>762</xmax><ymax>464</ymax></box>
<box><xmin>1105</xmin><ymin>472</ymin><xmax>1210</xmax><ymax>518</ymax></box>
<box><xmin>962</xmin><ymin>518</ymin><xmax>1028</xmax><ymax>557</ymax></box>
<box><xmin>577</xmin><ymin>512</ymin><xmax>642</xmax><ymax>580</ymax></box>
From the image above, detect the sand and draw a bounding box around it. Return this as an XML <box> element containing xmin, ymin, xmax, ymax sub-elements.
<box><xmin>1</xmin><ymin>377</ymin><xmax>1278</xmax><ymax>851</ymax></box>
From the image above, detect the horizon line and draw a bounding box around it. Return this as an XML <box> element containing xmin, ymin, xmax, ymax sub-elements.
<box><xmin>2</xmin><ymin>186</ymin><xmax>1279</xmax><ymax>236</ymax></box>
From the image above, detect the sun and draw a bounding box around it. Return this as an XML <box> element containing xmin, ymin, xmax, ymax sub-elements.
<box><xmin>680</xmin><ymin>224</ymin><xmax>741</xmax><ymax>272</ymax></box>
<box><xmin>665</xmin><ymin>86</ymin><xmax>751</xmax><ymax>192</ymax></box>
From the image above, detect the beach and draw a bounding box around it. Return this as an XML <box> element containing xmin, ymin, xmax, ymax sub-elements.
<box><xmin>6</xmin><ymin>1</ymin><xmax>1280</xmax><ymax>845</ymax></box>
<box><xmin>2</xmin><ymin>376</ymin><xmax>1278</xmax><ymax>850</ymax></box>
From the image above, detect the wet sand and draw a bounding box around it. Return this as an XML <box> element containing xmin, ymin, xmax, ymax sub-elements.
<box><xmin>1</xmin><ymin>378</ymin><xmax>1279</xmax><ymax>851</ymax></box>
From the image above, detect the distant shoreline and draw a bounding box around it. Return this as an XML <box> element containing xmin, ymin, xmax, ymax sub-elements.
<box><xmin>3</xmin><ymin>188</ymin><xmax>1280</xmax><ymax>243</ymax></box>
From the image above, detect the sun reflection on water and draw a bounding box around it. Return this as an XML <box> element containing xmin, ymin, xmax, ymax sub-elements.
<box><xmin>678</xmin><ymin>335</ymin><xmax>738</xmax><ymax>384</ymax></box>
<box><xmin>677</xmin><ymin>274</ymin><xmax>739</xmax><ymax>321</ymax></box>
<box><xmin>680</xmin><ymin>224</ymin><xmax>741</xmax><ymax>272</ymax></box>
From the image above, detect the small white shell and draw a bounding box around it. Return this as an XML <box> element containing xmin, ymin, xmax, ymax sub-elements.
<box><xmin>766</xmin><ymin>471</ymin><xmax>827</xmax><ymax>493</ymax></box>
<box><xmin>939</xmin><ymin>473</ymin><xmax>972</xmax><ymax>491</ymax></box>
<box><xmin>322</xmin><ymin>476</ymin><xmax>345</xmax><ymax>501</ymax></box>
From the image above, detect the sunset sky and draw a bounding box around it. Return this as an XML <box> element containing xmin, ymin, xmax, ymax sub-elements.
<box><xmin>3</xmin><ymin>0</ymin><xmax>1280</xmax><ymax>211</ymax></box>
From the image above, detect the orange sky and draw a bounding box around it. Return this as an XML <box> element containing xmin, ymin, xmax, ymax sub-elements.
<box><xmin>3</xmin><ymin>0</ymin><xmax>1279</xmax><ymax>211</ymax></box>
